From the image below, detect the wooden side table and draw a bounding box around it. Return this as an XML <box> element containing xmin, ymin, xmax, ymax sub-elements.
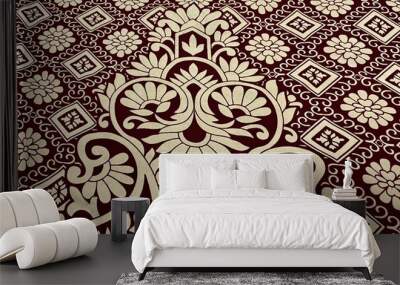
<box><xmin>332</xmin><ymin>198</ymin><xmax>366</xmax><ymax>218</ymax></box>
<box><xmin>111</xmin><ymin>197</ymin><xmax>150</xmax><ymax>242</ymax></box>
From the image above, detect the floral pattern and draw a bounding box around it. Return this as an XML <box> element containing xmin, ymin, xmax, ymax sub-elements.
<box><xmin>16</xmin><ymin>0</ymin><xmax>400</xmax><ymax>233</ymax></box>
<box><xmin>386</xmin><ymin>0</ymin><xmax>400</xmax><ymax>12</ymax></box>
<box><xmin>17</xmin><ymin>128</ymin><xmax>49</xmax><ymax>171</ymax></box>
<box><xmin>55</xmin><ymin>0</ymin><xmax>82</xmax><ymax>8</ymax></box>
<box><xmin>301</xmin><ymin>68</ymin><xmax>327</xmax><ymax>85</ymax></box>
<box><xmin>103</xmin><ymin>28</ymin><xmax>142</xmax><ymax>58</ymax></box>
<box><xmin>311</xmin><ymin>0</ymin><xmax>354</xmax><ymax>18</ymax></box>
<box><xmin>60</xmin><ymin>111</ymin><xmax>84</xmax><ymax>130</ymax></box>
<box><xmin>315</xmin><ymin>129</ymin><xmax>344</xmax><ymax>150</ymax></box>
<box><xmin>176</xmin><ymin>0</ymin><xmax>211</xmax><ymax>8</ymax></box>
<box><xmin>211</xmin><ymin>86</ymin><xmax>271</xmax><ymax>123</ymax></box>
<box><xmin>38</xmin><ymin>25</ymin><xmax>75</xmax><ymax>54</ymax></box>
<box><xmin>112</xmin><ymin>0</ymin><xmax>149</xmax><ymax>11</ymax></box>
<box><xmin>48</xmin><ymin>180</ymin><xmax>68</xmax><ymax>205</ymax></box>
<box><xmin>69</xmin><ymin>151</ymin><xmax>134</xmax><ymax>203</ymax></box>
<box><xmin>20</xmin><ymin>71</ymin><xmax>63</xmax><ymax>105</ymax></box>
<box><xmin>245</xmin><ymin>33</ymin><xmax>290</xmax><ymax>64</ymax></box>
<box><xmin>363</xmin><ymin>159</ymin><xmax>400</xmax><ymax>210</ymax></box>
<box><xmin>340</xmin><ymin>90</ymin><xmax>396</xmax><ymax>129</ymax></box>
<box><xmin>243</xmin><ymin>0</ymin><xmax>281</xmax><ymax>14</ymax></box>
<box><xmin>324</xmin><ymin>35</ymin><xmax>373</xmax><ymax>67</ymax></box>
<box><xmin>121</xmin><ymin>82</ymin><xmax>178</xmax><ymax>116</ymax></box>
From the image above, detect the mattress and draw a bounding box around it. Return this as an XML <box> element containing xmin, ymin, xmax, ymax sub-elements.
<box><xmin>131</xmin><ymin>189</ymin><xmax>380</xmax><ymax>272</ymax></box>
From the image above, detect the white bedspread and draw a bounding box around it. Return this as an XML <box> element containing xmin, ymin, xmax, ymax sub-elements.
<box><xmin>131</xmin><ymin>190</ymin><xmax>380</xmax><ymax>272</ymax></box>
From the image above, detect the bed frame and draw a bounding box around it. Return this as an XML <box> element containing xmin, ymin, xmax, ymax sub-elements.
<box><xmin>139</xmin><ymin>154</ymin><xmax>371</xmax><ymax>280</ymax></box>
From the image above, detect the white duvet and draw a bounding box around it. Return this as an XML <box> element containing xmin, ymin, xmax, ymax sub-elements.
<box><xmin>131</xmin><ymin>190</ymin><xmax>380</xmax><ymax>272</ymax></box>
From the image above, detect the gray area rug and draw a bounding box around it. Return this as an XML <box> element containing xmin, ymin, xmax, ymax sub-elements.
<box><xmin>117</xmin><ymin>272</ymin><xmax>396</xmax><ymax>285</ymax></box>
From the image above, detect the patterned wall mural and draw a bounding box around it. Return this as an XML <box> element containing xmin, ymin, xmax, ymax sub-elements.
<box><xmin>16</xmin><ymin>0</ymin><xmax>400</xmax><ymax>233</ymax></box>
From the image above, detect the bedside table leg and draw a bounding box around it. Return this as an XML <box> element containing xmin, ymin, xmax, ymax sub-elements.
<box><xmin>134</xmin><ymin>202</ymin><xmax>149</xmax><ymax>233</ymax></box>
<box><xmin>111</xmin><ymin>202</ymin><xmax>126</xmax><ymax>241</ymax></box>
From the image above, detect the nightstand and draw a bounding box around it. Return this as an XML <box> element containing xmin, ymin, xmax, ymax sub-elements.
<box><xmin>111</xmin><ymin>197</ymin><xmax>150</xmax><ymax>241</ymax></box>
<box><xmin>332</xmin><ymin>198</ymin><xmax>366</xmax><ymax>218</ymax></box>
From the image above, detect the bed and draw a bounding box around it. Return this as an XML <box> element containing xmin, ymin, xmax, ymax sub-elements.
<box><xmin>131</xmin><ymin>154</ymin><xmax>380</xmax><ymax>280</ymax></box>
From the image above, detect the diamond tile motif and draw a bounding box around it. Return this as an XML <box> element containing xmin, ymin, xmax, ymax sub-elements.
<box><xmin>289</xmin><ymin>59</ymin><xmax>341</xmax><ymax>95</ymax></box>
<box><xmin>366</xmin><ymin>213</ymin><xmax>384</xmax><ymax>235</ymax></box>
<box><xmin>75</xmin><ymin>6</ymin><xmax>114</xmax><ymax>32</ymax></box>
<box><xmin>221</xmin><ymin>6</ymin><xmax>250</xmax><ymax>33</ymax></box>
<box><xmin>375</xmin><ymin>62</ymin><xmax>400</xmax><ymax>94</ymax></box>
<box><xmin>17</xmin><ymin>2</ymin><xmax>51</xmax><ymax>28</ymax></box>
<box><xmin>301</xmin><ymin>118</ymin><xmax>362</xmax><ymax>162</ymax></box>
<box><xmin>62</xmin><ymin>49</ymin><xmax>105</xmax><ymax>80</ymax></box>
<box><xmin>32</xmin><ymin>166</ymin><xmax>68</xmax><ymax>206</ymax></box>
<box><xmin>355</xmin><ymin>10</ymin><xmax>400</xmax><ymax>44</ymax></box>
<box><xmin>16</xmin><ymin>44</ymin><xmax>36</xmax><ymax>71</ymax></box>
<box><xmin>278</xmin><ymin>10</ymin><xmax>323</xmax><ymax>40</ymax></box>
<box><xmin>49</xmin><ymin>101</ymin><xmax>96</xmax><ymax>141</ymax></box>
<box><xmin>139</xmin><ymin>6</ymin><xmax>166</xmax><ymax>30</ymax></box>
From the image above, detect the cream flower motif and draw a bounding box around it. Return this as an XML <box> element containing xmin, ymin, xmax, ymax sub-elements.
<box><xmin>340</xmin><ymin>90</ymin><xmax>396</xmax><ymax>129</ymax></box>
<box><xmin>18</xmin><ymin>128</ymin><xmax>49</xmax><ymax>171</ymax></box>
<box><xmin>152</xmin><ymin>131</ymin><xmax>243</xmax><ymax>154</ymax></box>
<box><xmin>363</xmin><ymin>159</ymin><xmax>400</xmax><ymax>210</ymax></box>
<box><xmin>82</xmin><ymin>153</ymin><xmax>134</xmax><ymax>203</ymax></box>
<box><xmin>103</xmin><ymin>28</ymin><xmax>142</xmax><ymax>58</ymax></box>
<box><xmin>324</xmin><ymin>35</ymin><xmax>372</xmax><ymax>67</ymax></box>
<box><xmin>243</xmin><ymin>0</ymin><xmax>281</xmax><ymax>14</ymax></box>
<box><xmin>38</xmin><ymin>25</ymin><xmax>75</xmax><ymax>54</ymax></box>
<box><xmin>386</xmin><ymin>0</ymin><xmax>400</xmax><ymax>12</ymax></box>
<box><xmin>211</xmin><ymin>86</ymin><xmax>271</xmax><ymax>123</ymax></box>
<box><xmin>20</xmin><ymin>71</ymin><xmax>63</xmax><ymax>105</ymax></box>
<box><xmin>311</xmin><ymin>0</ymin><xmax>353</xmax><ymax>17</ymax></box>
<box><xmin>120</xmin><ymin>82</ymin><xmax>178</xmax><ymax>116</ymax></box>
<box><xmin>128</xmin><ymin>53</ymin><xmax>168</xmax><ymax>78</ymax></box>
<box><xmin>113</xmin><ymin>0</ymin><xmax>149</xmax><ymax>11</ymax></box>
<box><xmin>219</xmin><ymin>57</ymin><xmax>264</xmax><ymax>82</ymax></box>
<box><xmin>170</xmin><ymin>63</ymin><xmax>217</xmax><ymax>87</ymax></box>
<box><xmin>245</xmin><ymin>33</ymin><xmax>290</xmax><ymax>64</ymax></box>
<box><xmin>159</xmin><ymin>4</ymin><xmax>226</xmax><ymax>35</ymax></box>
<box><xmin>55</xmin><ymin>0</ymin><xmax>82</xmax><ymax>8</ymax></box>
<box><xmin>148</xmin><ymin>27</ymin><xmax>172</xmax><ymax>43</ymax></box>
<box><xmin>213</xmin><ymin>31</ymin><xmax>239</xmax><ymax>48</ymax></box>
<box><xmin>176</xmin><ymin>0</ymin><xmax>211</xmax><ymax>8</ymax></box>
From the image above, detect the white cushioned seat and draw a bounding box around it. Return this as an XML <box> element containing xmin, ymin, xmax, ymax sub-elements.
<box><xmin>0</xmin><ymin>189</ymin><xmax>98</xmax><ymax>269</ymax></box>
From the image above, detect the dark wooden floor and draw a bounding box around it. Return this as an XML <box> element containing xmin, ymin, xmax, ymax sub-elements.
<box><xmin>1</xmin><ymin>234</ymin><xmax>398</xmax><ymax>285</ymax></box>
<box><xmin>0</xmin><ymin>235</ymin><xmax>134</xmax><ymax>285</ymax></box>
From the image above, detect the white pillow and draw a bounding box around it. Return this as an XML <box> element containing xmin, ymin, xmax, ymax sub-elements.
<box><xmin>211</xmin><ymin>169</ymin><xmax>267</xmax><ymax>190</ymax></box>
<box><xmin>167</xmin><ymin>160</ymin><xmax>235</xmax><ymax>192</ymax></box>
<box><xmin>168</xmin><ymin>163</ymin><xmax>211</xmax><ymax>191</ymax></box>
<box><xmin>211</xmin><ymin>168</ymin><xmax>236</xmax><ymax>190</ymax></box>
<box><xmin>237</xmin><ymin>169</ymin><xmax>267</xmax><ymax>189</ymax></box>
<box><xmin>238</xmin><ymin>159</ymin><xmax>308</xmax><ymax>191</ymax></box>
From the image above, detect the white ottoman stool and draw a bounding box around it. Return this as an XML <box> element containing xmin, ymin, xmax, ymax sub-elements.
<box><xmin>0</xmin><ymin>189</ymin><xmax>98</xmax><ymax>269</ymax></box>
